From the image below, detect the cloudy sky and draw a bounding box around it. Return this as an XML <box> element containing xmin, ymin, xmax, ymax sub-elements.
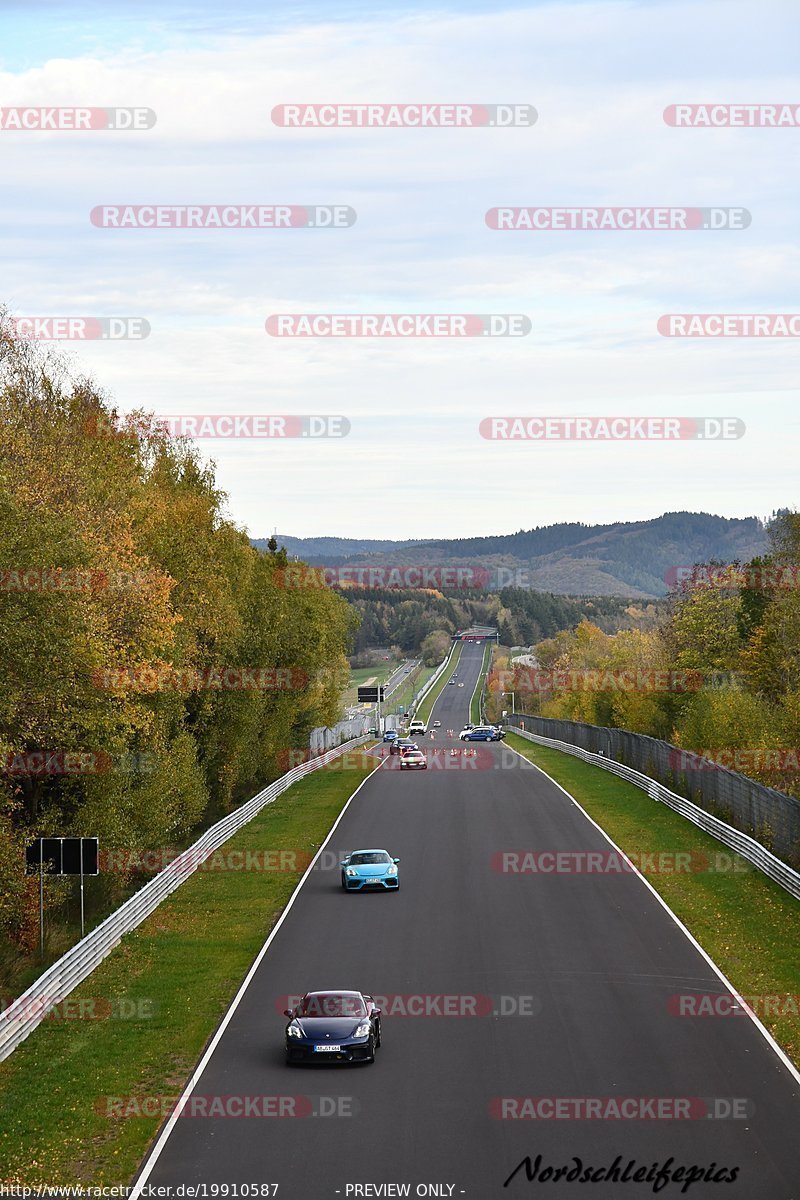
<box><xmin>1</xmin><ymin>0</ymin><xmax>798</xmax><ymax>539</ymax></box>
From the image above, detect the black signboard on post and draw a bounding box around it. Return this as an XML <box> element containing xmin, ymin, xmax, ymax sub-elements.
<box><xmin>25</xmin><ymin>837</ymin><xmax>99</xmax><ymax>876</ymax></box>
<box><xmin>25</xmin><ymin>836</ymin><xmax>100</xmax><ymax>954</ymax></box>
<box><xmin>357</xmin><ymin>686</ymin><xmax>385</xmax><ymax>703</ymax></box>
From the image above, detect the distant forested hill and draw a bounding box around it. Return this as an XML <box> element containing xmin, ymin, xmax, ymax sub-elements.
<box><xmin>255</xmin><ymin>512</ymin><xmax>769</xmax><ymax>598</ymax></box>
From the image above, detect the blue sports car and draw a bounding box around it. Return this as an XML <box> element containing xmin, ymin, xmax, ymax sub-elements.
<box><xmin>284</xmin><ymin>990</ymin><xmax>381</xmax><ymax>1064</ymax></box>
<box><xmin>340</xmin><ymin>848</ymin><xmax>400</xmax><ymax>890</ymax></box>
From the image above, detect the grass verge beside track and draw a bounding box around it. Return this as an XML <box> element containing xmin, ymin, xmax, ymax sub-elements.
<box><xmin>0</xmin><ymin>755</ymin><xmax>378</xmax><ymax>1188</ymax></box>
<box><xmin>342</xmin><ymin>662</ymin><xmax>397</xmax><ymax>707</ymax></box>
<box><xmin>470</xmin><ymin>643</ymin><xmax>491</xmax><ymax>724</ymax></box>
<box><xmin>506</xmin><ymin>733</ymin><xmax>800</xmax><ymax>1067</ymax></box>
<box><xmin>416</xmin><ymin>643</ymin><xmax>462</xmax><ymax>725</ymax></box>
<box><xmin>385</xmin><ymin>661</ymin><xmax>433</xmax><ymax>717</ymax></box>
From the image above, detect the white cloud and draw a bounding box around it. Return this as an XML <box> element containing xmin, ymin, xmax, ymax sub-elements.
<box><xmin>0</xmin><ymin>0</ymin><xmax>798</xmax><ymax>536</ymax></box>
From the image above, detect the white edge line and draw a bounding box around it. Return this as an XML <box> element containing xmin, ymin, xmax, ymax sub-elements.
<box><xmin>130</xmin><ymin>754</ymin><xmax>385</xmax><ymax>1196</ymax></box>
<box><xmin>504</xmin><ymin>736</ymin><xmax>800</xmax><ymax>1089</ymax></box>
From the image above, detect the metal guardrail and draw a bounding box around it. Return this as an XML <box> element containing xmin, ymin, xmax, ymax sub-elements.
<box><xmin>0</xmin><ymin>734</ymin><xmax>372</xmax><ymax>1063</ymax></box>
<box><xmin>408</xmin><ymin>645</ymin><xmax>457</xmax><ymax>716</ymax></box>
<box><xmin>507</xmin><ymin>722</ymin><xmax>800</xmax><ymax>902</ymax></box>
<box><xmin>507</xmin><ymin>713</ymin><xmax>800</xmax><ymax>864</ymax></box>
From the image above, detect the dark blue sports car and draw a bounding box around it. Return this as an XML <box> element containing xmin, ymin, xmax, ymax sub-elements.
<box><xmin>284</xmin><ymin>990</ymin><xmax>382</xmax><ymax>1064</ymax></box>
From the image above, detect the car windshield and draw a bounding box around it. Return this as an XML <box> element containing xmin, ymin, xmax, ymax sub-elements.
<box><xmin>349</xmin><ymin>852</ymin><xmax>391</xmax><ymax>865</ymax></box>
<box><xmin>298</xmin><ymin>993</ymin><xmax>367</xmax><ymax>1018</ymax></box>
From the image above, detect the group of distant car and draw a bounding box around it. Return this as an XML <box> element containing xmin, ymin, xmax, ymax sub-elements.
<box><xmin>284</xmin><ymin>678</ymin><xmax>509</xmax><ymax>1065</ymax></box>
<box><xmin>382</xmin><ymin>729</ymin><xmax>426</xmax><ymax>768</ymax></box>
<box><xmin>459</xmin><ymin>723</ymin><xmax>506</xmax><ymax>742</ymax></box>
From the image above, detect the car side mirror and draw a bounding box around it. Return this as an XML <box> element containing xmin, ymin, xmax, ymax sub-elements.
<box><xmin>373</xmin><ymin>1008</ymin><xmax>382</xmax><ymax>1018</ymax></box>
<box><xmin>393</xmin><ymin>857</ymin><xmax>400</xmax><ymax>863</ymax></box>
<box><xmin>283</xmin><ymin>1009</ymin><xmax>293</xmax><ymax>1018</ymax></box>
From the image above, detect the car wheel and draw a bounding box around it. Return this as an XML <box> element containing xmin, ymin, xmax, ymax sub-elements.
<box><xmin>375</xmin><ymin>1021</ymin><xmax>382</xmax><ymax>1048</ymax></box>
<box><xmin>365</xmin><ymin>1035</ymin><xmax>376</xmax><ymax>1063</ymax></box>
<box><xmin>341</xmin><ymin>874</ymin><xmax>349</xmax><ymax>890</ymax></box>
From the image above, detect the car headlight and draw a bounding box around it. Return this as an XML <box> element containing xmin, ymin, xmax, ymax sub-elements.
<box><xmin>346</xmin><ymin>867</ymin><xmax>358</xmax><ymax>876</ymax></box>
<box><xmin>353</xmin><ymin>1021</ymin><xmax>371</xmax><ymax>1039</ymax></box>
<box><xmin>287</xmin><ymin>1021</ymin><xmax>303</xmax><ymax>1038</ymax></box>
<box><xmin>387</xmin><ymin>865</ymin><xmax>398</xmax><ymax>875</ymax></box>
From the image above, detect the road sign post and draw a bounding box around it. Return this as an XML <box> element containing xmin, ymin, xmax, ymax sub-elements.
<box><xmin>25</xmin><ymin>836</ymin><xmax>100</xmax><ymax>955</ymax></box>
<box><xmin>38</xmin><ymin>841</ymin><xmax>44</xmax><ymax>960</ymax></box>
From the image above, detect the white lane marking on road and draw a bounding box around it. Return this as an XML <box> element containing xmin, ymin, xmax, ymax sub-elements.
<box><xmin>130</xmin><ymin>757</ymin><xmax>385</xmax><ymax>1196</ymax></box>
<box><xmin>504</xmin><ymin>739</ymin><xmax>800</xmax><ymax>1088</ymax></box>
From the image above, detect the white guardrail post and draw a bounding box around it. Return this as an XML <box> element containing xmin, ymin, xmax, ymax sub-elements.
<box><xmin>508</xmin><ymin>723</ymin><xmax>800</xmax><ymax>902</ymax></box>
<box><xmin>0</xmin><ymin>733</ymin><xmax>372</xmax><ymax>1063</ymax></box>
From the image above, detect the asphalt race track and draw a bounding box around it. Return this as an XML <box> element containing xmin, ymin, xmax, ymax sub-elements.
<box><xmin>134</xmin><ymin>642</ymin><xmax>800</xmax><ymax>1199</ymax></box>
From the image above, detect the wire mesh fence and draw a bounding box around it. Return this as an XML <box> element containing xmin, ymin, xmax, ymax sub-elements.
<box><xmin>509</xmin><ymin>714</ymin><xmax>800</xmax><ymax>870</ymax></box>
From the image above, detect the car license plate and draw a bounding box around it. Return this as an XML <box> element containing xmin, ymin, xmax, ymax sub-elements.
<box><xmin>314</xmin><ymin>1044</ymin><xmax>341</xmax><ymax>1052</ymax></box>
<box><xmin>366</xmin><ymin>878</ymin><xmax>382</xmax><ymax>884</ymax></box>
